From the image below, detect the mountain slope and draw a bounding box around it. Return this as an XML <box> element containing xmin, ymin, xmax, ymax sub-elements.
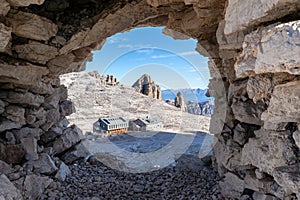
<box><xmin>162</xmin><ymin>88</ymin><xmax>213</xmax><ymax>102</ymax></box>
<box><xmin>60</xmin><ymin>71</ymin><xmax>210</xmax><ymax>134</ymax></box>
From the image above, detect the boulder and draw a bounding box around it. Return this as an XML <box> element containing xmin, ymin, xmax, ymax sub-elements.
<box><xmin>219</xmin><ymin>172</ymin><xmax>244</xmax><ymax>199</ymax></box>
<box><xmin>41</xmin><ymin>108</ymin><xmax>60</xmax><ymax>131</ymax></box>
<box><xmin>24</xmin><ymin>174</ymin><xmax>53</xmax><ymax>200</ymax></box>
<box><xmin>0</xmin><ymin>174</ymin><xmax>22</xmax><ymax>200</ymax></box>
<box><xmin>0</xmin><ymin>0</ymin><xmax>10</xmax><ymax>16</ymax></box>
<box><xmin>0</xmin><ymin>160</ymin><xmax>13</xmax><ymax>175</ymax></box>
<box><xmin>60</xmin><ymin>142</ymin><xmax>89</xmax><ymax>164</ymax></box>
<box><xmin>30</xmin><ymin>81</ymin><xmax>55</xmax><ymax>95</ymax></box>
<box><xmin>7</xmin><ymin>11</ymin><xmax>57</xmax><ymax>41</ymax></box>
<box><xmin>0</xmin><ymin>119</ymin><xmax>24</xmax><ymax>132</ymax></box>
<box><xmin>231</xmin><ymin>100</ymin><xmax>265</xmax><ymax>125</ymax></box>
<box><xmin>0</xmin><ymin>62</ymin><xmax>49</xmax><ymax>87</ymax></box>
<box><xmin>241</xmin><ymin>129</ymin><xmax>296</xmax><ymax>176</ymax></box>
<box><xmin>21</xmin><ymin>137</ymin><xmax>38</xmax><ymax>161</ymax></box>
<box><xmin>40</xmin><ymin>126</ymin><xmax>63</xmax><ymax>144</ymax></box>
<box><xmin>0</xmin><ymin>23</ymin><xmax>11</xmax><ymax>52</ymax></box>
<box><xmin>6</xmin><ymin>0</ymin><xmax>45</xmax><ymax>6</ymax></box>
<box><xmin>59</xmin><ymin>100</ymin><xmax>75</xmax><ymax>116</ymax></box>
<box><xmin>273</xmin><ymin>164</ymin><xmax>300</xmax><ymax>199</ymax></box>
<box><xmin>0</xmin><ymin>143</ymin><xmax>25</xmax><ymax>164</ymax></box>
<box><xmin>53</xmin><ymin>125</ymin><xmax>82</xmax><ymax>155</ymax></box>
<box><xmin>54</xmin><ymin>161</ymin><xmax>71</xmax><ymax>181</ymax></box>
<box><xmin>235</xmin><ymin>20</ymin><xmax>300</xmax><ymax>78</ymax></box>
<box><xmin>4</xmin><ymin>105</ymin><xmax>25</xmax><ymax>122</ymax></box>
<box><xmin>14</xmin><ymin>40</ymin><xmax>58</xmax><ymax>65</ymax></box>
<box><xmin>28</xmin><ymin>153</ymin><xmax>58</xmax><ymax>175</ymax></box>
<box><xmin>292</xmin><ymin>130</ymin><xmax>300</xmax><ymax>149</ymax></box>
<box><xmin>261</xmin><ymin>81</ymin><xmax>300</xmax><ymax>123</ymax></box>
<box><xmin>6</xmin><ymin>91</ymin><xmax>44</xmax><ymax>107</ymax></box>
<box><xmin>224</xmin><ymin>0</ymin><xmax>300</xmax><ymax>34</ymax></box>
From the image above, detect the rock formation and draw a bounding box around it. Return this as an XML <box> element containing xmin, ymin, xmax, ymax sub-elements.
<box><xmin>174</xmin><ymin>92</ymin><xmax>187</xmax><ymax>112</ymax></box>
<box><xmin>186</xmin><ymin>101</ymin><xmax>214</xmax><ymax>117</ymax></box>
<box><xmin>0</xmin><ymin>0</ymin><xmax>299</xmax><ymax>199</ymax></box>
<box><xmin>132</xmin><ymin>74</ymin><xmax>162</xmax><ymax>100</ymax></box>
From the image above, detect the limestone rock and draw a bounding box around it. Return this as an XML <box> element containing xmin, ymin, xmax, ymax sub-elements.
<box><xmin>231</xmin><ymin>100</ymin><xmax>265</xmax><ymax>125</ymax></box>
<box><xmin>41</xmin><ymin>108</ymin><xmax>60</xmax><ymax>131</ymax></box>
<box><xmin>59</xmin><ymin>100</ymin><xmax>75</xmax><ymax>117</ymax></box>
<box><xmin>224</xmin><ymin>0</ymin><xmax>300</xmax><ymax>35</ymax></box>
<box><xmin>241</xmin><ymin>129</ymin><xmax>296</xmax><ymax>176</ymax></box>
<box><xmin>174</xmin><ymin>92</ymin><xmax>187</xmax><ymax>112</ymax></box>
<box><xmin>132</xmin><ymin>74</ymin><xmax>162</xmax><ymax>100</ymax></box>
<box><xmin>24</xmin><ymin>174</ymin><xmax>52</xmax><ymax>200</ymax></box>
<box><xmin>7</xmin><ymin>0</ymin><xmax>44</xmax><ymax>6</ymax></box>
<box><xmin>54</xmin><ymin>161</ymin><xmax>70</xmax><ymax>181</ymax></box>
<box><xmin>0</xmin><ymin>62</ymin><xmax>49</xmax><ymax>87</ymax></box>
<box><xmin>0</xmin><ymin>174</ymin><xmax>22</xmax><ymax>200</ymax></box>
<box><xmin>292</xmin><ymin>130</ymin><xmax>300</xmax><ymax>149</ymax></box>
<box><xmin>0</xmin><ymin>160</ymin><xmax>12</xmax><ymax>175</ymax></box>
<box><xmin>0</xmin><ymin>99</ymin><xmax>5</xmax><ymax>114</ymax></box>
<box><xmin>0</xmin><ymin>0</ymin><xmax>10</xmax><ymax>16</ymax></box>
<box><xmin>262</xmin><ymin>81</ymin><xmax>300</xmax><ymax>123</ymax></box>
<box><xmin>0</xmin><ymin>23</ymin><xmax>12</xmax><ymax>52</ymax></box>
<box><xmin>47</xmin><ymin>50</ymin><xmax>89</xmax><ymax>75</ymax></box>
<box><xmin>53</xmin><ymin>125</ymin><xmax>82</xmax><ymax>155</ymax></box>
<box><xmin>60</xmin><ymin>142</ymin><xmax>89</xmax><ymax>164</ymax></box>
<box><xmin>0</xmin><ymin>119</ymin><xmax>24</xmax><ymax>132</ymax></box>
<box><xmin>29</xmin><ymin>153</ymin><xmax>58</xmax><ymax>175</ymax></box>
<box><xmin>7</xmin><ymin>11</ymin><xmax>57</xmax><ymax>41</ymax></box>
<box><xmin>235</xmin><ymin>20</ymin><xmax>300</xmax><ymax>78</ymax></box>
<box><xmin>21</xmin><ymin>137</ymin><xmax>38</xmax><ymax>161</ymax></box>
<box><xmin>244</xmin><ymin>171</ymin><xmax>285</xmax><ymax>199</ymax></box>
<box><xmin>273</xmin><ymin>164</ymin><xmax>300</xmax><ymax>199</ymax></box>
<box><xmin>162</xmin><ymin>27</ymin><xmax>190</xmax><ymax>40</ymax></box>
<box><xmin>6</xmin><ymin>91</ymin><xmax>44</xmax><ymax>107</ymax></box>
<box><xmin>4</xmin><ymin>105</ymin><xmax>25</xmax><ymax>122</ymax></box>
<box><xmin>40</xmin><ymin>126</ymin><xmax>63</xmax><ymax>144</ymax></box>
<box><xmin>14</xmin><ymin>40</ymin><xmax>58</xmax><ymax>65</ymax></box>
<box><xmin>30</xmin><ymin>81</ymin><xmax>55</xmax><ymax>95</ymax></box>
<box><xmin>12</xmin><ymin>127</ymin><xmax>42</xmax><ymax>143</ymax></box>
<box><xmin>219</xmin><ymin>172</ymin><xmax>244</xmax><ymax>199</ymax></box>
<box><xmin>0</xmin><ymin>143</ymin><xmax>25</xmax><ymax>164</ymax></box>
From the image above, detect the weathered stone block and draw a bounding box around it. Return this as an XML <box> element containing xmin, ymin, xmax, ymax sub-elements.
<box><xmin>59</xmin><ymin>100</ymin><xmax>75</xmax><ymax>116</ymax></box>
<box><xmin>219</xmin><ymin>172</ymin><xmax>245</xmax><ymax>199</ymax></box>
<box><xmin>54</xmin><ymin>161</ymin><xmax>71</xmax><ymax>181</ymax></box>
<box><xmin>0</xmin><ymin>0</ymin><xmax>10</xmax><ymax>16</ymax></box>
<box><xmin>14</xmin><ymin>40</ymin><xmax>58</xmax><ymax>64</ymax></box>
<box><xmin>60</xmin><ymin>142</ymin><xmax>89</xmax><ymax>164</ymax></box>
<box><xmin>7</xmin><ymin>0</ymin><xmax>45</xmax><ymax>6</ymax></box>
<box><xmin>21</xmin><ymin>137</ymin><xmax>38</xmax><ymax>161</ymax></box>
<box><xmin>235</xmin><ymin>20</ymin><xmax>300</xmax><ymax>78</ymax></box>
<box><xmin>0</xmin><ymin>143</ymin><xmax>25</xmax><ymax>164</ymax></box>
<box><xmin>224</xmin><ymin>0</ymin><xmax>300</xmax><ymax>35</ymax></box>
<box><xmin>28</xmin><ymin>153</ymin><xmax>58</xmax><ymax>175</ymax></box>
<box><xmin>0</xmin><ymin>174</ymin><xmax>22</xmax><ymax>200</ymax></box>
<box><xmin>24</xmin><ymin>174</ymin><xmax>53</xmax><ymax>200</ymax></box>
<box><xmin>0</xmin><ymin>23</ymin><xmax>11</xmax><ymax>52</ymax></box>
<box><xmin>6</xmin><ymin>91</ymin><xmax>44</xmax><ymax>107</ymax></box>
<box><xmin>273</xmin><ymin>164</ymin><xmax>300</xmax><ymax>199</ymax></box>
<box><xmin>0</xmin><ymin>62</ymin><xmax>49</xmax><ymax>87</ymax></box>
<box><xmin>241</xmin><ymin>129</ymin><xmax>296</xmax><ymax>176</ymax></box>
<box><xmin>231</xmin><ymin>100</ymin><xmax>265</xmax><ymax>125</ymax></box>
<box><xmin>262</xmin><ymin>81</ymin><xmax>300</xmax><ymax>123</ymax></box>
<box><xmin>53</xmin><ymin>125</ymin><xmax>82</xmax><ymax>155</ymax></box>
<box><xmin>7</xmin><ymin>11</ymin><xmax>57</xmax><ymax>41</ymax></box>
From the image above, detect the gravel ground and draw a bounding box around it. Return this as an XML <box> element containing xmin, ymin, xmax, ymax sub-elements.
<box><xmin>42</xmin><ymin>160</ymin><xmax>224</xmax><ymax>200</ymax></box>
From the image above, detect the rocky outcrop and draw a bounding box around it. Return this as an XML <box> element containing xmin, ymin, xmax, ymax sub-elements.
<box><xmin>132</xmin><ymin>74</ymin><xmax>162</xmax><ymax>100</ymax></box>
<box><xmin>186</xmin><ymin>101</ymin><xmax>214</xmax><ymax>117</ymax></box>
<box><xmin>174</xmin><ymin>92</ymin><xmax>187</xmax><ymax>112</ymax></box>
<box><xmin>0</xmin><ymin>0</ymin><xmax>299</xmax><ymax>199</ymax></box>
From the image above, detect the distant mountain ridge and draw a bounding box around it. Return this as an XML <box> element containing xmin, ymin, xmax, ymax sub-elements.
<box><xmin>162</xmin><ymin>88</ymin><xmax>213</xmax><ymax>103</ymax></box>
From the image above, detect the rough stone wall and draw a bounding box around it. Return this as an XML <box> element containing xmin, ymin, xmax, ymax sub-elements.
<box><xmin>0</xmin><ymin>0</ymin><xmax>299</xmax><ymax>199</ymax></box>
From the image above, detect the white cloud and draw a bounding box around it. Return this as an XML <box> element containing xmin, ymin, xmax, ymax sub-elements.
<box><xmin>108</xmin><ymin>37</ymin><xmax>128</xmax><ymax>44</ymax></box>
<box><xmin>151</xmin><ymin>51</ymin><xmax>198</xmax><ymax>59</ymax></box>
<box><xmin>117</xmin><ymin>44</ymin><xmax>153</xmax><ymax>49</ymax></box>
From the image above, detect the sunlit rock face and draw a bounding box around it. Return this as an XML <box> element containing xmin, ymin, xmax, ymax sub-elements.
<box><xmin>0</xmin><ymin>0</ymin><xmax>299</xmax><ymax>199</ymax></box>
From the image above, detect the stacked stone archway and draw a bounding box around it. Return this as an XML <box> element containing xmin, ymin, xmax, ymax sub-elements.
<box><xmin>0</xmin><ymin>0</ymin><xmax>299</xmax><ymax>199</ymax></box>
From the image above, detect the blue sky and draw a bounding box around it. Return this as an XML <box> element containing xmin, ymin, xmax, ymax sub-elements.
<box><xmin>86</xmin><ymin>27</ymin><xmax>210</xmax><ymax>89</ymax></box>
